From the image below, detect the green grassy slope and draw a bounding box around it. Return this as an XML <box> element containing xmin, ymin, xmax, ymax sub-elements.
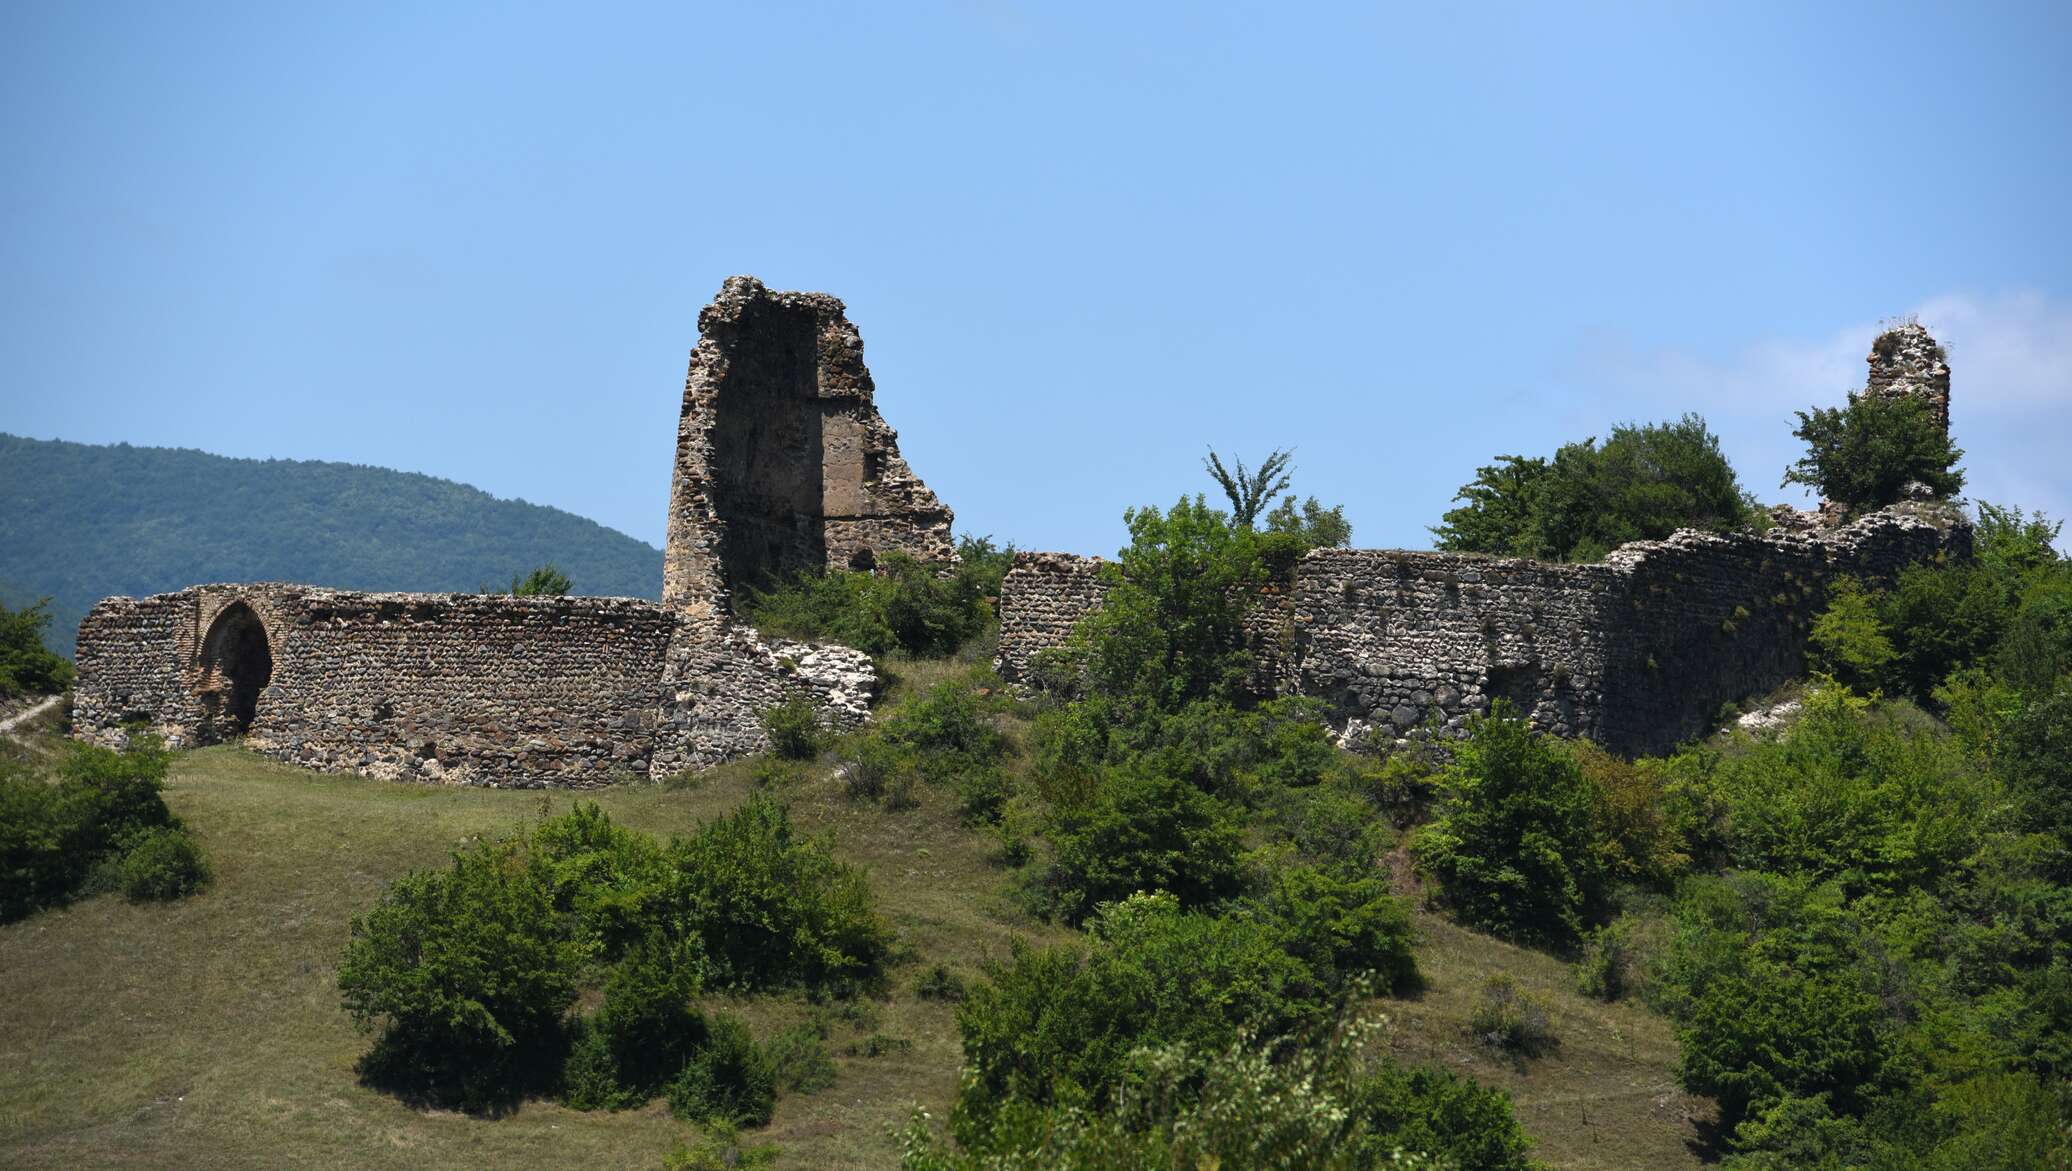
<box><xmin>0</xmin><ymin>728</ymin><xmax>1707</xmax><ymax>1170</ymax></box>
<box><xmin>0</xmin><ymin>434</ymin><xmax>663</xmax><ymax>656</ymax></box>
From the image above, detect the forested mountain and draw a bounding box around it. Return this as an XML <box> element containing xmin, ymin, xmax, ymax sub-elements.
<box><xmin>0</xmin><ymin>434</ymin><xmax>662</xmax><ymax>656</ymax></box>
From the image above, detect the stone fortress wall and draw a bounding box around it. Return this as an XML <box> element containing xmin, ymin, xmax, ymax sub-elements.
<box><xmin>74</xmin><ymin>289</ymin><xmax>1968</xmax><ymax>784</ymax></box>
<box><xmin>73</xmin><ymin>278</ymin><xmax>931</xmax><ymax>786</ymax></box>
<box><xmin>995</xmin><ymin>325</ymin><xmax>1970</xmax><ymax>758</ymax></box>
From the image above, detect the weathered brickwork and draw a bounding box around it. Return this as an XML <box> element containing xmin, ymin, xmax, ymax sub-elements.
<box><xmin>997</xmin><ymin>502</ymin><xmax>1968</xmax><ymax>757</ymax></box>
<box><xmin>74</xmin><ymin>277</ymin><xmax>951</xmax><ymax>787</ymax></box>
<box><xmin>74</xmin><ymin>583</ymin><xmax>876</xmax><ymax>787</ymax></box>
<box><xmin>662</xmin><ymin>276</ymin><xmax>954</xmax><ymax>621</ymax></box>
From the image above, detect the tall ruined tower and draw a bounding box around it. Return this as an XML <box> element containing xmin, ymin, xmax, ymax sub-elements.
<box><xmin>1859</xmin><ymin>320</ymin><xmax>1951</xmax><ymax>434</ymax></box>
<box><xmin>661</xmin><ymin>277</ymin><xmax>955</xmax><ymax>622</ymax></box>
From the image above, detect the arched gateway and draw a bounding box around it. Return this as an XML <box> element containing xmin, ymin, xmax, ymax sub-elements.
<box><xmin>196</xmin><ymin>602</ymin><xmax>272</xmax><ymax>742</ymax></box>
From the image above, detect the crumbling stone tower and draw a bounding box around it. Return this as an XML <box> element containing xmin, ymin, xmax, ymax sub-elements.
<box><xmin>1860</xmin><ymin>320</ymin><xmax>1951</xmax><ymax>434</ymax></box>
<box><xmin>661</xmin><ymin>276</ymin><xmax>955</xmax><ymax>622</ymax></box>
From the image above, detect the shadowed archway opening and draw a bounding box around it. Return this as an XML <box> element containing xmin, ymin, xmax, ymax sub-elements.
<box><xmin>198</xmin><ymin>602</ymin><xmax>273</xmax><ymax>741</ymax></box>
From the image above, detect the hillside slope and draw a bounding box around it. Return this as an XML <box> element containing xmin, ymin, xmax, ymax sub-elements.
<box><xmin>0</xmin><ymin>434</ymin><xmax>663</xmax><ymax>655</ymax></box>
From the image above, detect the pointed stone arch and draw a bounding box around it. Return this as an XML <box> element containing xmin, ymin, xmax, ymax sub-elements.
<box><xmin>195</xmin><ymin>601</ymin><xmax>273</xmax><ymax>742</ymax></box>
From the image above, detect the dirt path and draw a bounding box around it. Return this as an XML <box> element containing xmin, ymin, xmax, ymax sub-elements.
<box><xmin>0</xmin><ymin>694</ymin><xmax>61</xmax><ymax>737</ymax></box>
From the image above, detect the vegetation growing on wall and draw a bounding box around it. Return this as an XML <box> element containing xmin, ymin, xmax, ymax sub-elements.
<box><xmin>1431</xmin><ymin>413</ymin><xmax>1761</xmax><ymax>562</ymax></box>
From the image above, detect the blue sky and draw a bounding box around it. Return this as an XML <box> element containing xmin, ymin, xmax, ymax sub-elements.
<box><xmin>3</xmin><ymin>1</ymin><xmax>2067</xmax><ymax>558</ymax></box>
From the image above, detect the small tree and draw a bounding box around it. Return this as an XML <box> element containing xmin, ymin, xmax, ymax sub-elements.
<box><xmin>0</xmin><ymin>598</ymin><xmax>74</xmax><ymax>697</ymax></box>
<box><xmin>1783</xmin><ymin>393</ymin><xmax>1964</xmax><ymax>513</ymax></box>
<box><xmin>1204</xmin><ymin>448</ymin><xmax>1294</xmax><ymax>528</ymax></box>
<box><xmin>510</xmin><ymin>564</ymin><xmax>573</xmax><ymax>596</ymax></box>
<box><xmin>1411</xmin><ymin>702</ymin><xmax>1608</xmax><ymax>946</ymax></box>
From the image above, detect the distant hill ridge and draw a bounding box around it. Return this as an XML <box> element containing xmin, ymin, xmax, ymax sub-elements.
<box><xmin>0</xmin><ymin>433</ymin><xmax>662</xmax><ymax>656</ymax></box>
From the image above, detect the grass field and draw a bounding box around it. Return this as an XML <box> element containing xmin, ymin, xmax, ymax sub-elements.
<box><xmin>0</xmin><ymin>716</ymin><xmax>1713</xmax><ymax>1169</ymax></box>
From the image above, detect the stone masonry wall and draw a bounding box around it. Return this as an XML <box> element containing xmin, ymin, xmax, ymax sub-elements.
<box><xmin>995</xmin><ymin>502</ymin><xmax>1970</xmax><ymax>757</ymax></box>
<box><xmin>994</xmin><ymin>552</ymin><xmax>1111</xmax><ymax>684</ymax></box>
<box><xmin>73</xmin><ymin>584</ymin><xmax>876</xmax><ymax>788</ymax></box>
<box><xmin>661</xmin><ymin>276</ymin><xmax>955</xmax><ymax>622</ymax></box>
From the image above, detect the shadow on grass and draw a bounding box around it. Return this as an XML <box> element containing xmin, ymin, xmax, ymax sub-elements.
<box><xmin>354</xmin><ymin>1026</ymin><xmax>570</xmax><ymax>1118</ymax></box>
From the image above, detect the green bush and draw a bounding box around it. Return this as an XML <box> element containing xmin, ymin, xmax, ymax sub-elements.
<box><xmin>0</xmin><ymin>739</ymin><xmax>187</xmax><ymax>922</ymax></box>
<box><xmin>670</xmin><ymin>796</ymin><xmax>891</xmax><ymax>991</ymax></box>
<box><xmin>1705</xmin><ymin>684</ymin><xmax>1999</xmax><ymax>895</ymax></box>
<box><xmin>916</xmin><ymin>963</ymin><xmax>966</xmax><ymax>1002</ymax></box>
<box><xmin>763</xmin><ymin>1025</ymin><xmax>837</xmax><ymax>1095</ymax></box>
<box><xmin>667</xmin><ymin>1013</ymin><xmax>777</xmax><ymax>1127</ymax></box>
<box><xmin>117</xmin><ymin>826</ymin><xmax>211</xmax><ymax>901</ymax></box>
<box><xmin>1433</xmin><ymin>413</ymin><xmax>1759</xmax><ymax>561</ymax></box>
<box><xmin>1411</xmin><ymin>703</ymin><xmax>1608</xmax><ymax>946</ymax></box>
<box><xmin>954</xmin><ymin>893</ymin><xmax>1328</xmax><ymax>1126</ymax></box>
<box><xmin>739</xmin><ymin>537</ymin><xmax>1012</xmax><ymax>659</ymax></box>
<box><xmin>1575</xmin><ymin>920</ymin><xmax>1632</xmax><ymax>1001</ymax></box>
<box><xmin>531</xmin><ymin>800</ymin><xmax>671</xmax><ymax>960</ymax></box>
<box><xmin>338</xmin><ymin>835</ymin><xmax>582</xmax><ymax>1111</ymax></box>
<box><xmin>1656</xmin><ymin>873</ymin><xmax>1891</xmax><ymax>1133</ymax></box>
<box><xmin>0</xmin><ymin>597</ymin><xmax>73</xmax><ymax>698</ymax></box>
<box><xmin>760</xmin><ymin>697</ymin><xmax>822</xmax><ymax>760</ymax></box>
<box><xmin>1040</xmin><ymin>766</ymin><xmax>1250</xmax><ymax>924</ymax></box>
<box><xmin>560</xmin><ymin>931</ymin><xmax>705</xmax><ymax>1110</ymax></box>
<box><xmin>1783</xmin><ymin>392</ymin><xmax>1964</xmax><ymax>514</ymax></box>
<box><xmin>1467</xmin><ymin>974</ymin><xmax>1556</xmax><ymax>1056</ymax></box>
<box><xmin>1252</xmin><ymin>863</ymin><xmax>1418</xmax><ymax>994</ymax></box>
<box><xmin>906</xmin><ymin>1002</ymin><xmax>1534</xmax><ymax>1170</ymax></box>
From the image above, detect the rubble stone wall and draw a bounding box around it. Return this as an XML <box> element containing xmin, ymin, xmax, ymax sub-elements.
<box><xmin>662</xmin><ymin>276</ymin><xmax>954</xmax><ymax>621</ymax></box>
<box><xmin>72</xmin><ymin>584</ymin><xmax>876</xmax><ymax>788</ymax></box>
<box><xmin>995</xmin><ymin>503</ymin><xmax>1969</xmax><ymax>757</ymax></box>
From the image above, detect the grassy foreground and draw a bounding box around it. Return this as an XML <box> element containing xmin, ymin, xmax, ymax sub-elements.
<box><xmin>0</xmin><ymin>734</ymin><xmax>1709</xmax><ymax>1169</ymax></box>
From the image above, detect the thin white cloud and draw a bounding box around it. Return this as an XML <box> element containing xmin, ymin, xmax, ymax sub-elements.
<box><xmin>1568</xmin><ymin>290</ymin><xmax>2072</xmax><ymax>549</ymax></box>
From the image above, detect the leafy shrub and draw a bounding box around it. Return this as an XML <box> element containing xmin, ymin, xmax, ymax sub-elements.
<box><xmin>117</xmin><ymin>826</ymin><xmax>211</xmax><ymax>901</ymax></box>
<box><xmin>1783</xmin><ymin>391</ymin><xmax>1964</xmax><ymax>513</ymax></box>
<box><xmin>531</xmin><ymin>801</ymin><xmax>671</xmax><ymax>960</ymax></box>
<box><xmin>670</xmin><ymin>796</ymin><xmax>891</xmax><ymax>991</ymax></box>
<box><xmin>0</xmin><ymin>738</ymin><xmax>188</xmax><ymax>922</ymax></box>
<box><xmin>0</xmin><ymin>597</ymin><xmax>74</xmax><ymax>698</ymax></box>
<box><xmin>839</xmin><ymin>735</ymin><xmax>903</xmax><ymax>801</ymax></box>
<box><xmin>508</xmin><ymin>564</ymin><xmax>572</xmax><ymax>596</ymax></box>
<box><xmin>1705</xmin><ymin>684</ymin><xmax>1999</xmax><ymax>895</ymax></box>
<box><xmin>560</xmin><ymin>931</ymin><xmax>705</xmax><ymax>1110</ymax></box>
<box><xmin>760</xmin><ymin>697</ymin><xmax>822</xmax><ymax>760</ymax></box>
<box><xmin>954</xmin><ymin>893</ymin><xmax>1328</xmax><ymax>1125</ymax></box>
<box><xmin>1267</xmin><ymin>782</ymin><xmax>1391</xmax><ymax>877</ymax></box>
<box><xmin>1565</xmin><ymin>740</ymin><xmax>1698</xmax><ymax>886</ymax></box>
<box><xmin>916</xmin><ymin>964</ymin><xmax>966</xmax><ymax>1002</ymax></box>
<box><xmin>1040</xmin><ymin>766</ymin><xmax>1250</xmax><ymax>924</ymax></box>
<box><xmin>1808</xmin><ymin>578</ymin><xmax>1898</xmax><ymax>692</ymax></box>
<box><xmin>1433</xmin><ymin>413</ymin><xmax>1758</xmax><ymax>561</ymax></box>
<box><xmin>1656</xmin><ymin>873</ymin><xmax>1891</xmax><ymax>1132</ymax></box>
<box><xmin>338</xmin><ymin>835</ymin><xmax>582</xmax><ymax>1111</ymax></box>
<box><xmin>1468</xmin><ymin>975</ymin><xmax>1556</xmax><ymax>1056</ymax></box>
<box><xmin>1575</xmin><ymin>920</ymin><xmax>1632</xmax><ymax>1000</ymax></box>
<box><xmin>763</xmin><ymin>1025</ymin><xmax>837</xmax><ymax>1095</ymax></box>
<box><xmin>1412</xmin><ymin>703</ymin><xmax>1608</xmax><ymax>946</ymax></box>
<box><xmin>739</xmin><ymin>538</ymin><xmax>1011</xmax><ymax>659</ymax></box>
<box><xmin>1252</xmin><ymin>864</ymin><xmax>1418</xmax><ymax>994</ymax></box>
<box><xmin>906</xmin><ymin>1002</ymin><xmax>1533</xmax><ymax>1170</ymax></box>
<box><xmin>667</xmin><ymin>1013</ymin><xmax>776</xmax><ymax>1127</ymax></box>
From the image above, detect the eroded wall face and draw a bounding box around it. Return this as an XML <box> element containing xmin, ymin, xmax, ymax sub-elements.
<box><xmin>663</xmin><ymin>277</ymin><xmax>954</xmax><ymax>619</ymax></box>
<box><xmin>74</xmin><ymin>584</ymin><xmax>881</xmax><ymax>787</ymax></box>
<box><xmin>994</xmin><ymin>503</ymin><xmax>1970</xmax><ymax>757</ymax></box>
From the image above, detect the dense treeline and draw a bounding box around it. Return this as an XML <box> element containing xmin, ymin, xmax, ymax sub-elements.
<box><xmin>0</xmin><ymin>433</ymin><xmax>663</xmax><ymax>656</ymax></box>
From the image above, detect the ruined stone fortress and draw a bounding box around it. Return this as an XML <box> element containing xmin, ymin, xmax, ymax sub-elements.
<box><xmin>73</xmin><ymin>284</ymin><xmax>1969</xmax><ymax>782</ymax></box>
